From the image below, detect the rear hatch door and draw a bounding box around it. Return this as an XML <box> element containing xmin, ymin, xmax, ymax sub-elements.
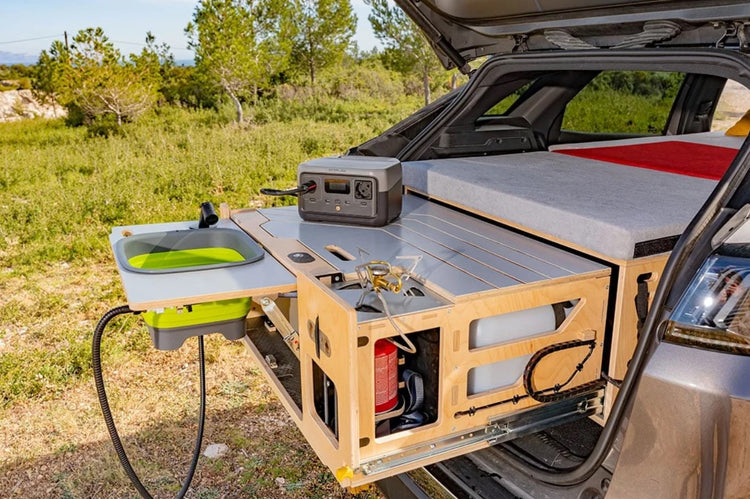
<box><xmin>395</xmin><ymin>0</ymin><xmax>750</xmax><ymax>71</ymax></box>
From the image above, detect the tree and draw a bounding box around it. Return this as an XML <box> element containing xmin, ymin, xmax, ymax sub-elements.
<box><xmin>34</xmin><ymin>40</ymin><xmax>70</xmax><ymax>104</ymax></box>
<box><xmin>186</xmin><ymin>0</ymin><xmax>292</xmax><ymax>123</ymax></box>
<box><xmin>365</xmin><ymin>0</ymin><xmax>442</xmax><ymax>105</ymax></box>
<box><xmin>70</xmin><ymin>29</ymin><xmax>160</xmax><ymax>126</ymax></box>
<box><xmin>132</xmin><ymin>32</ymin><xmax>193</xmax><ymax>107</ymax></box>
<box><xmin>132</xmin><ymin>32</ymin><xmax>174</xmax><ymax>86</ymax></box>
<box><xmin>290</xmin><ymin>0</ymin><xmax>357</xmax><ymax>86</ymax></box>
<box><xmin>35</xmin><ymin>28</ymin><xmax>161</xmax><ymax>126</ymax></box>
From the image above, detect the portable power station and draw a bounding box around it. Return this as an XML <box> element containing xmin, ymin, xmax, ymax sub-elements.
<box><xmin>297</xmin><ymin>156</ymin><xmax>402</xmax><ymax>227</ymax></box>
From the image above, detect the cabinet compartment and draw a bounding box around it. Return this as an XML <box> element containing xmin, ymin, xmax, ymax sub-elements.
<box><xmin>241</xmin><ymin>269</ymin><xmax>608</xmax><ymax>487</ymax></box>
<box><xmin>233</xmin><ymin>196</ymin><xmax>611</xmax><ymax>486</ymax></box>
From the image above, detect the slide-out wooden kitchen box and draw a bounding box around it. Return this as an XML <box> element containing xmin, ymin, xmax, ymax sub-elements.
<box><xmin>110</xmin><ymin>132</ymin><xmax>743</xmax><ymax>487</ymax></box>
<box><xmin>231</xmin><ymin>196</ymin><xmax>611</xmax><ymax>487</ymax></box>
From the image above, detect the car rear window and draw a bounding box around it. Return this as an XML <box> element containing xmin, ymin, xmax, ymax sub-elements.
<box><xmin>483</xmin><ymin>81</ymin><xmax>534</xmax><ymax>116</ymax></box>
<box><xmin>562</xmin><ymin>70</ymin><xmax>684</xmax><ymax>135</ymax></box>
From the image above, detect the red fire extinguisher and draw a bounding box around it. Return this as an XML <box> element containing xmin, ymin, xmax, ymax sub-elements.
<box><xmin>374</xmin><ymin>339</ymin><xmax>398</xmax><ymax>414</ymax></box>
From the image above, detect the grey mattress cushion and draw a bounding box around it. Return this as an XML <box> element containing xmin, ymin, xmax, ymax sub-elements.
<box><xmin>402</xmin><ymin>151</ymin><xmax>721</xmax><ymax>261</ymax></box>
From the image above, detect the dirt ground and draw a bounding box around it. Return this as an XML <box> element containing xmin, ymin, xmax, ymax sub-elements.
<box><xmin>0</xmin><ymin>262</ymin><xmax>381</xmax><ymax>498</ymax></box>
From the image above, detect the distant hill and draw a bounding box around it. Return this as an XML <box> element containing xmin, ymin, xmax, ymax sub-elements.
<box><xmin>0</xmin><ymin>51</ymin><xmax>37</xmax><ymax>65</ymax></box>
<box><xmin>0</xmin><ymin>53</ymin><xmax>192</xmax><ymax>67</ymax></box>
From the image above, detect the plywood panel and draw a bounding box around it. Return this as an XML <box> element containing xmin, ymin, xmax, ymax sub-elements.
<box><xmin>295</xmin><ymin>272</ymin><xmax>361</xmax><ymax>486</ymax></box>
<box><xmin>444</xmin><ymin>275</ymin><xmax>608</xmax><ymax>431</ymax></box>
<box><xmin>604</xmin><ymin>253</ymin><xmax>668</xmax><ymax>418</ymax></box>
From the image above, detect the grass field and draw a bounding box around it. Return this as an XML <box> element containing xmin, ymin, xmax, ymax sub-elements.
<box><xmin>0</xmin><ymin>82</ymin><xmax>677</xmax><ymax>497</ymax></box>
<box><xmin>0</xmin><ymin>98</ymin><xmax>422</xmax><ymax>498</ymax></box>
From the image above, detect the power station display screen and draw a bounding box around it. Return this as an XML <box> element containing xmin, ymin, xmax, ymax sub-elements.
<box><xmin>324</xmin><ymin>179</ymin><xmax>350</xmax><ymax>194</ymax></box>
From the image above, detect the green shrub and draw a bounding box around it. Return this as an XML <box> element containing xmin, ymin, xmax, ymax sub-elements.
<box><xmin>160</xmin><ymin>65</ymin><xmax>220</xmax><ymax>108</ymax></box>
<box><xmin>0</xmin><ymin>63</ymin><xmax>35</xmax><ymax>81</ymax></box>
<box><xmin>86</xmin><ymin>114</ymin><xmax>125</xmax><ymax>138</ymax></box>
<box><xmin>589</xmin><ymin>71</ymin><xmax>684</xmax><ymax>100</ymax></box>
<box><xmin>562</xmin><ymin>88</ymin><xmax>675</xmax><ymax>134</ymax></box>
<box><xmin>17</xmin><ymin>77</ymin><xmax>32</xmax><ymax>90</ymax></box>
<box><xmin>319</xmin><ymin>61</ymin><xmax>404</xmax><ymax>101</ymax></box>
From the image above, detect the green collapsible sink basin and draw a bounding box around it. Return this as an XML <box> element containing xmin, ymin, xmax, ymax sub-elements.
<box><xmin>115</xmin><ymin>227</ymin><xmax>264</xmax><ymax>274</ymax></box>
<box><xmin>114</xmin><ymin>228</ymin><xmax>264</xmax><ymax>350</ymax></box>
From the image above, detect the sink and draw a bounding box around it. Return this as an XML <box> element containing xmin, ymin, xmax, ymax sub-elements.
<box><xmin>114</xmin><ymin>227</ymin><xmax>264</xmax><ymax>274</ymax></box>
<box><xmin>112</xmin><ymin>227</ymin><xmax>265</xmax><ymax>349</ymax></box>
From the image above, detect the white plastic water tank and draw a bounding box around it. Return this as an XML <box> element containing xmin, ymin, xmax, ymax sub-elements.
<box><xmin>468</xmin><ymin>355</ymin><xmax>534</xmax><ymax>395</ymax></box>
<box><xmin>467</xmin><ymin>305</ymin><xmax>558</xmax><ymax>395</ymax></box>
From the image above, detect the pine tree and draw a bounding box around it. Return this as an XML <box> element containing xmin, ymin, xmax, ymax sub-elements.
<box><xmin>35</xmin><ymin>28</ymin><xmax>161</xmax><ymax>126</ymax></box>
<box><xmin>365</xmin><ymin>0</ymin><xmax>442</xmax><ymax>105</ymax></box>
<box><xmin>186</xmin><ymin>0</ymin><xmax>292</xmax><ymax>123</ymax></box>
<box><xmin>290</xmin><ymin>0</ymin><xmax>357</xmax><ymax>86</ymax></box>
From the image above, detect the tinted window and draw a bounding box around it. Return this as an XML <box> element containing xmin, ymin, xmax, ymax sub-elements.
<box><xmin>483</xmin><ymin>82</ymin><xmax>534</xmax><ymax>116</ymax></box>
<box><xmin>562</xmin><ymin>71</ymin><xmax>685</xmax><ymax>135</ymax></box>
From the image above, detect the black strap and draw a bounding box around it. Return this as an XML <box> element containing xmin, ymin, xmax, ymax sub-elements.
<box><xmin>635</xmin><ymin>274</ymin><xmax>651</xmax><ymax>336</ymax></box>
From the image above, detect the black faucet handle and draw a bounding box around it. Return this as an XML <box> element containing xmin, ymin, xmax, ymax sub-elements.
<box><xmin>199</xmin><ymin>201</ymin><xmax>219</xmax><ymax>228</ymax></box>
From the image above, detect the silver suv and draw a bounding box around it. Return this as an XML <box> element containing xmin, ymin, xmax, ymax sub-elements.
<box><xmin>348</xmin><ymin>2</ymin><xmax>750</xmax><ymax>497</ymax></box>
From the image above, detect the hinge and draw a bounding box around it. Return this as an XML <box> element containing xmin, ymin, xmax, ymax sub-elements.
<box><xmin>715</xmin><ymin>22</ymin><xmax>750</xmax><ymax>52</ymax></box>
<box><xmin>258</xmin><ymin>296</ymin><xmax>300</xmax><ymax>358</ymax></box>
<box><xmin>513</xmin><ymin>34</ymin><xmax>529</xmax><ymax>53</ymax></box>
<box><xmin>486</xmin><ymin>422</ymin><xmax>512</xmax><ymax>445</ymax></box>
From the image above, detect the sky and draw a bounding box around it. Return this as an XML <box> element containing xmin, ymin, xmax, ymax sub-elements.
<box><xmin>0</xmin><ymin>0</ymin><xmax>380</xmax><ymax>64</ymax></box>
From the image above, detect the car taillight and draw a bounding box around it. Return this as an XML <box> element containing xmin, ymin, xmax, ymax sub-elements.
<box><xmin>665</xmin><ymin>248</ymin><xmax>750</xmax><ymax>355</ymax></box>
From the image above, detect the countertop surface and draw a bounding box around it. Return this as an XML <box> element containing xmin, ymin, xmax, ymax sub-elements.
<box><xmin>110</xmin><ymin>219</ymin><xmax>296</xmax><ymax>310</ymax></box>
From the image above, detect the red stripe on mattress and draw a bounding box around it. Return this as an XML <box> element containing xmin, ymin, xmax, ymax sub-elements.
<box><xmin>555</xmin><ymin>141</ymin><xmax>738</xmax><ymax>180</ymax></box>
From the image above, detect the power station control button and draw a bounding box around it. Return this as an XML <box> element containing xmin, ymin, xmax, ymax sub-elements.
<box><xmin>287</xmin><ymin>252</ymin><xmax>315</xmax><ymax>263</ymax></box>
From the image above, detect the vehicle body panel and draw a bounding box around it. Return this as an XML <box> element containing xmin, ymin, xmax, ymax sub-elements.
<box><xmin>607</xmin><ymin>343</ymin><xmax>750</xmax><ymax>498</ymax></box>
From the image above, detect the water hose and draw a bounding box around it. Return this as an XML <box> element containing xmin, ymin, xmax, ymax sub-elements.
<box><xmin>92</xmin><ymin>305</ymin><xmax>206</xmax><ymax>499</ymax></box>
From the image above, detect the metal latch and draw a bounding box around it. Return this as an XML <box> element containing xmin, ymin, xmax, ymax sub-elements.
<box><xmin>258</xmin><ymin>296</ymin><xmax>300</xmax><ymax>358</ymax></box>
<box><xmin>485</xmin><ymin>422</ymin><xmax>511</xmax><ymax>445</ymax></box>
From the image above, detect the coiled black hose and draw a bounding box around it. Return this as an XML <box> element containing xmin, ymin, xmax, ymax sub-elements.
<box><xmin>92</xmin><ymin>305</ymin><xmax>206</xmax><ymax>499</ymax></box>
